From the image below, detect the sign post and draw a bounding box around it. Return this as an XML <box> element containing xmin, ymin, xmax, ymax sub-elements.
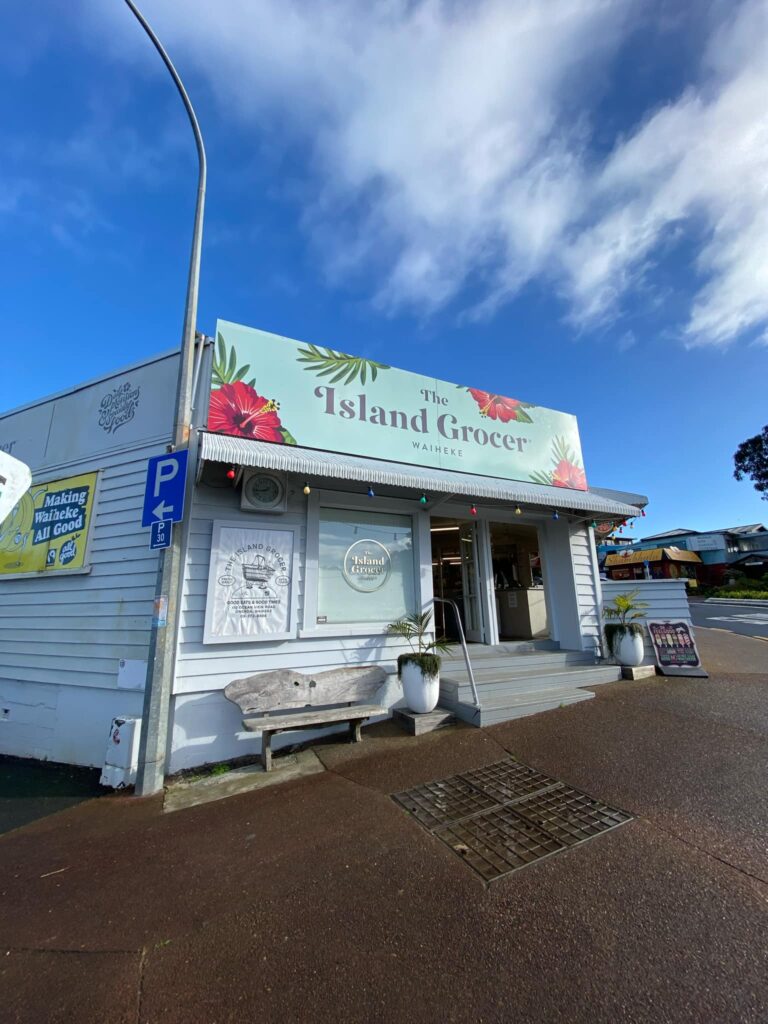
<box><xmin>123</xmin><ymin>0</ymin><xmax>207</xmax><ymax>798</ymax></box>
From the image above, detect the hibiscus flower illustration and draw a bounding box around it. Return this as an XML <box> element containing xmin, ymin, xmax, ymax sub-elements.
<box><xmin>552</xmin><ymin>459</ymin><xmax>587</xmax><ymax>490</ymax></box>
<box><xmin>530</xmin><ymin>436</ymin><xmax>588</xmax><ymax>491</ymax></box>
<box><xmin>467</xmin><ymin>388</ymin><xmax>534</xmax><ymax>423</ymax></box>
<box><xmin>208</xmin><ymin>381</ymin><xmax>286</xmax><ymax>443</ymax></box>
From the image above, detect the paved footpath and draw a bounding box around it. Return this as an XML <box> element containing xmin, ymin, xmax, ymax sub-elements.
<box><xmin>2</xmin><ymin>632</ymin><xmax>767</xmax><ymax>1024</ymax></box>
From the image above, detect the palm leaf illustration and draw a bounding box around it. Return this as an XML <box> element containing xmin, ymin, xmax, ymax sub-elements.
<box><xmin>296</xmin><ymin>344</ymin><xmax>389</xmax><ymax>386</ymax></box>
<box><xmin>551</xmin><ymin>436</ymin><xmax>581</xmax><ymax>467</ymax></box>
<box><xmin>212</xmin><ymin>332</ymin><xmax>254</xmax><ymax>388</ymax></box>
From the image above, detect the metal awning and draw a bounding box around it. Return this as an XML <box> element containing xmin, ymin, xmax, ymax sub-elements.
<box><xmin>199</xmin><ymin>432</ymin><xmax>642</xmax><ymax>519</ymax></box>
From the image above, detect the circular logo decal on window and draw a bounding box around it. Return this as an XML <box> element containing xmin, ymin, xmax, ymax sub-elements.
<box><xmin>342</xmin><ymin>539</ymin><xmax>392</xmax><ymax>592</ymax></box>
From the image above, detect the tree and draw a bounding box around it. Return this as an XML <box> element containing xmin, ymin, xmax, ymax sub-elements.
<box><xmin>733</xmin><ymin>425</ymin><xmax>768</xmax><ymax>501</ymax></box>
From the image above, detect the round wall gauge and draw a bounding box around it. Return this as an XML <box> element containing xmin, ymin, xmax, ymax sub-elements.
<box><xmin>241</xmin><ymin>471</ymin><xmax>287</xmax><ymax>513</ymax></box>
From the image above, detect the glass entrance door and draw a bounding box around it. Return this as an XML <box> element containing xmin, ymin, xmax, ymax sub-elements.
<box><xmin>459</xmin><ymin>521</ymin><xmax>485</xmax><ymax>643</ymax></box>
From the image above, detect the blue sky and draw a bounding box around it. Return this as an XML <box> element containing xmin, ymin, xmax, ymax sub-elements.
<box><xmin>2</xmin><ymin>0</ymin><xmax>767</xmax><ymax>538</ymax></box>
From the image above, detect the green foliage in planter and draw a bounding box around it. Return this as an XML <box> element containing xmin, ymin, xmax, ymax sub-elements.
<box><xmin>397</xmin><ymin>652</ymin><xmax>442</xmax><ymax>679</ymax></box>
<box><xmin>603</xmin><ymin>590</ymin><xmax>648</xmax><ymax>658</ymax></box>
<box><xmin>604</xmin><ymin>621</ymin><xmax>644</xmax><ymax>658</ymax></box>
<box><xmin>387</xmin><ymin>611</ymin><xmax>453</xmax><ymax>680</ymax></box>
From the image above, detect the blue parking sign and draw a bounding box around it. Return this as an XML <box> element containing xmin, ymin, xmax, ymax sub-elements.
<box><xmin>141</xmin><ymin>450</ymin><xmax>188</xmax><ymax>528</ymax></box>
<box><xmin>149</xmin><ymin>519</ymin><xmax>173</xmax><ymax>550</ymax></box>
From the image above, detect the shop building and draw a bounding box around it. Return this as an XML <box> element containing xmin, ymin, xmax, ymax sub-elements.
<box><xmin>604</xmin><ymin>546</ymin><xmax>701</xmax><ymax>584</ymax></box>
<box><xmin>1</xmin><ymin>322</ymin><xmax>645</xmax><ymax>772</ymax></box>
<box><xmin>610</xmin><ymin>525</ymin><xmax>768</xmax><ymax>585</ymax></box>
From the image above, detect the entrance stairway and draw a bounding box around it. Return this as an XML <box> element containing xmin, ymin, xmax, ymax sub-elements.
<box><xmin>439</xmin><ymin>640</ymin><xmax>622</xmax><ymax>727</ymax></box>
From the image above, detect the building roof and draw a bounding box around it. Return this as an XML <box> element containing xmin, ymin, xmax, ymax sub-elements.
<box><xmin>200</xmin><ymin>432</ymin><xmax>642</xmax><ymax>518</ymax></box>
<box><xmin>587</xmin><ymin>486</ymin><xmax>648</xmax><ymax>508</ymax></box>
<box><xmin>605</xmin><ymin>546</ymin><xmax>702</xmax><ymax>567</ymax></box>
<box><xmin>642</xmin><ymin>523</ymin><xmax>766</xmax><ymax>542</ymax></box>
<box><xmin>641</xmin><ymin>528</ymin><xmax>699</xmax><ymax>541</ymax></box>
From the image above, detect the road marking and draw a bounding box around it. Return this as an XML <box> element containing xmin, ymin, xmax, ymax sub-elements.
<box><xmin>706</xmin><ymin>615</ymin><xmax>768</xmax><ymax>626</ymax></box>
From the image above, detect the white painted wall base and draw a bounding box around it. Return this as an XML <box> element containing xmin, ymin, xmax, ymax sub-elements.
<box><xmin>0</xmin><ymin>678</ymin><xmax>145</xmax><ymax>767</ymax></box>
<box><xmin>601</xmin><ymin>580</ymin><xmax>692</xmax><ymax>665</ymax></box>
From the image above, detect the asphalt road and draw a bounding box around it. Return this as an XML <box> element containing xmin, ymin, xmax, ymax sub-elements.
<box><xmin>0</xmin><ymin>756</ymin><xmax>103</xmax><ymax>836</ymax></box>
<box><xmin>2</xmin><ymin>627</ymin><xmax>767</xmax><ymax>1024</ymax></box>
<box><xmin>690</xmin><ymin>598</ymin><xmax>768</xmax><ymax>639</ymax></box>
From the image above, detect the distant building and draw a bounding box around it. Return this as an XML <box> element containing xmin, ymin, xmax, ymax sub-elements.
<box><xmin>604</xmin><ymin>545</ymin><xmax>701</xmax><ymax>584</ymax></box>
<box><xmin>612</xmin><ymin>524</ymin><xmax>768</xmax><ymax>585</ymax></box>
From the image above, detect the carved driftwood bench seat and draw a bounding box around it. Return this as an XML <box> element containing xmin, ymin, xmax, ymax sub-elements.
<box><xmin>224</xmin><ymin>666</ymin><xmax>387</xmax><ymax>770</ymax></box>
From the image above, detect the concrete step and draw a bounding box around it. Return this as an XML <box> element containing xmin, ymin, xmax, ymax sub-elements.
<box><xmin>443</xmin><ymin>639</ymin><xmax>560</xmax><ymax>659</ymax></box>
<box><xmin>448</xmin><ymin>687</ymin><xmax>596</xmax><ymax>727</ymax></box>
<box><xmin>440</xmin><ymin>651</ymin><xmax>599</xmax><ymax>677</ymax></box>
<box><xmin>440</xmin><ymin>664</ymin><xmax>621</xmax><ymax>701</ymax></box>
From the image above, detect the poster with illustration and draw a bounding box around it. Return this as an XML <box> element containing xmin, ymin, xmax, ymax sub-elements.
<box><xmin>0</xmin><ymin>471</ymin><xmax>97</xmax><ymax>576</ymax></box>
<box><xmin>204</xmin><ymin>523</ymin><xmax>297</xmax><ymax>643</ymax></box>
<box><xmin>647</xmin><ymin>619</ymin><xmax>706</xmax><ymax>677</ymax></box>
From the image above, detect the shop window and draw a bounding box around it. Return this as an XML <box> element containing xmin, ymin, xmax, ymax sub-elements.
<box><xmin>317</xmin><ymin>508</ymin><xmax>415</xmax><ymax>624</ymax></box>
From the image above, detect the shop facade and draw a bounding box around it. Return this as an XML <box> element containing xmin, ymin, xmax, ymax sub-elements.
<box><xmin>0</xmin><ymin>322</ymin><xmax>644</xmax><ymax>773</ymax></box>
<box><xmin>604</xmin><ymin>546</ymin><xmax>701</xmax><ymax>585</ymax></box>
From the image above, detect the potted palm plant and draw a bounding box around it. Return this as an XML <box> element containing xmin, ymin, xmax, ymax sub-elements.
<box><xmin>386</xmin><ymin>611</ymin><xmax>453</xmax><ymax>714</ymax></box>
<box><xmin>603</xmin><ymin>590</ymin><xmax>649</xmax><ymax>667</ymax></box>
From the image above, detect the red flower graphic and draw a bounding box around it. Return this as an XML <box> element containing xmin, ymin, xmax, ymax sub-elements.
<box><xmin>552</xmin><ymin>459</ymin><xmax>587</xmax><ymax>491</ymax></box>
<box><xmin>208</xmin><ymin>382</ymin><xmax>284</xmax><ymax>442</ymax></box>
<box><xmin>468</xmin><ymin>388</ymin><xmax>525</xmax><ymax>422</ymax></box>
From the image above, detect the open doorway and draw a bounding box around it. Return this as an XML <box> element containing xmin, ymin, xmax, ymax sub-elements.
<box><xmin>430</xmin><ymin>517</ymin><xmax>485</xmax><ymax>643</ymax></box>
<box><xmin>489</xmin><ymin>521</ymin><xmax>549</xmax><ymax>640</ymax></box>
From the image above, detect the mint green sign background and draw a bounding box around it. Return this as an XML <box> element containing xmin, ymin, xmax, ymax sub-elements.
<box><xmin>208</xmin><ymin>320</ymin><xmax>588</xmax><ymax>491</ymax></box>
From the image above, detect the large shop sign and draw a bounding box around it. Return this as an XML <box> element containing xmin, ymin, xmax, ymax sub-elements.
<box><xmin>0</xmin><ymin>470</ymin><xmax>97</xmax><ymax>576</ymax></box>
<box><xmin>208</xmin><ymin>321</ymin><xmax>588</xmax><ymax>491</ymax></box>
<box><xmin>203</xmin><ymin>522</ymin><xmax>299</xmax><ymax>643</ymax></box>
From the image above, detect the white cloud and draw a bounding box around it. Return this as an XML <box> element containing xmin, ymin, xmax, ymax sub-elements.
<box><xmin>85</xmin><ymin>0</ymin><xmax>768</xmax><ymax>347</ymax></box>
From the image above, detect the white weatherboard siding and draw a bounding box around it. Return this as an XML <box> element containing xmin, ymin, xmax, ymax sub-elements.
<box><xmin>0</xmin><ymin>352</ymin><xmax>178</xmax><ymax>766</ymax></box>
<box><xmin>570</xmin><ymin>524</ymin><xmax>602</xmax><ymax>654</ymax></box>
<box><xmin>601</xmin><ymin>579</ymin><xmax>692</xmax><ymax>664</ymax></box>
<box><xmin>171</xmin><ymin>480</ymin><xmax>419</xmax><ymax>771</ymax></box>
<box><xmin>0</xmin><ymin>442</ymin><xmax>169</xmax><ymax>765</ymax></box>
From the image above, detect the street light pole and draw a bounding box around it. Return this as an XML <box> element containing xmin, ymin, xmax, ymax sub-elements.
<box><xmin>122</xmin><ymin>0</ymin><xmax>207</xmax><ymax>796</ymax></box>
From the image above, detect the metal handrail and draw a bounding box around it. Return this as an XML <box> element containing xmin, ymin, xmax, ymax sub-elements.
<box><xmin>433</xmin><ymin>597</ymin><xmax>481</xmax><ymax>710</ymax></box>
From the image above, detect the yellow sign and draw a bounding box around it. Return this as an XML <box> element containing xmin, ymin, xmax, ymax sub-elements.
<box><xmin>0</xmin><ymin>471</ymin><xmax>97</xmax><ymax>576</ymax></box>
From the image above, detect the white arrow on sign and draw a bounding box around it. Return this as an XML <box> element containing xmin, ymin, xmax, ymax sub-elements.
<box><xmin>0</xmin><ymin>451</ymin><xmax>32</xmax><ymax>524</ymax></box>
<box><xmin>152</xmin><ymin>500</ymin><xmax>175</xmax><ymax>521</ymax></box>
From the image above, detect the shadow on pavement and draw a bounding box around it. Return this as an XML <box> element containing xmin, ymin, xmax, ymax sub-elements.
<box><xmin>0</xmin><ymin>755</ymin><xmax>104</xmax><ymax>835</ymax></box>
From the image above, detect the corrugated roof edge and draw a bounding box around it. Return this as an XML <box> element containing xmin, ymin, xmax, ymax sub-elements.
<box><xmin>586</xmin><ymin>485</ymin><xmax>648</xmax><ymax>508</ymax></box>
<box><xmin>200</xmin><ymin>432</ymin><xmax>641</xmax><ymax>519</ymax></box>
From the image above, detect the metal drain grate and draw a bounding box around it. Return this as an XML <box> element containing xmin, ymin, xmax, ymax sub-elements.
<box><xmin>511</xmin><ymin>784</ymin><xmax>633</xmax><ymax>846</ymax></box>
<box><xmin>434</xmin><ymin>808</ymin><xmax>566</xmax><ymax>882</ymax></box>
<box><xmin>392</xmin><ymin>756</ymin><xmax>633</xmax><ymax>882</ymax></box>
<box><xmin>458</xmin><ymin>759</ymin><xmax>559</xmax><ymax>804</ymax></box>
<box><xmin>393</xmin><ymin>776</ymin><xmax>499</xmax><ymax>830</ymax></box>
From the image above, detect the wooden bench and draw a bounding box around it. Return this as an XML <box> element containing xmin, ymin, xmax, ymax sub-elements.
<box><xmin>224</xmin><ymin>666</ymin><xmax>388</xmax><ymax>771</ymax></box>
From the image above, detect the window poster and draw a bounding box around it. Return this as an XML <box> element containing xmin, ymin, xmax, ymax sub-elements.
<box><xmin>204</xmin><ymin>522</ymin><xmax>297</xmax><ymax>643</ymax></box>
<box><xmin>0</xmin><ymin>471</ymin><xmax>97</xmax><ymax>577</ymax></box>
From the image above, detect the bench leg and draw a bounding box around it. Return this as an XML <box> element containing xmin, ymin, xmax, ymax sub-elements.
<box><xmin>261</xmin><ymin>731</ymin><xmax>273</xmax><ymax>771</ymax></box>
<box><xmin>349</xmin><ymin>719</ymin><xmax>362</xmax><ymax>743</ymax></box>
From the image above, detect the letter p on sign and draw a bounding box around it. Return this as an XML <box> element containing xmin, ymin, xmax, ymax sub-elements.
<box><xmin>153</xmin><ymin>457</ymin><xmax>179</xmax><ymax>497</ymax></box>
<box><xmin>141</xmin><ymin>450</ymin><xmax>189</xmax><ymax>528</ymax></box>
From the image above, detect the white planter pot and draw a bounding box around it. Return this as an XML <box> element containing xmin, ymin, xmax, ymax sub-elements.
<box><xmin>401</xmin><ymin>660</ymin><xmax>440</xmax><ymax>714</ymax></box>
<box><xmin>616</xmin><ymin>630</ymin><xmax>645</xmax><ymax>667</ymax></box>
